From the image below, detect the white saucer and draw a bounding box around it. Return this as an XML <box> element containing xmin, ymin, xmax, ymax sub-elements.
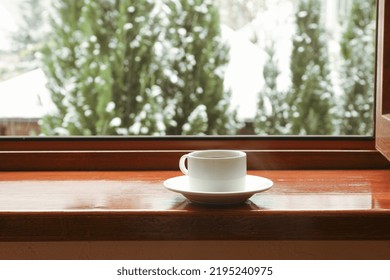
<box><xmin>163</xmin><ymin>175</ymin><xmax>273</xmax><ymax>205</ymax></box>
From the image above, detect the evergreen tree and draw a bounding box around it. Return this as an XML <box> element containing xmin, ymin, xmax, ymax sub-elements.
<box><xmin>159</xmin><ymin>0</ymin><xmax>238</xmax><ymax>135</ymax></box>
<box><xmin>254</xmin><ymin>43</ymin><xmax>289</xmax><ymax>134</ymax></box>
<box><xmin>41</xmin><ymin>0</ymin><xmax>237</xmax><ymax>136</ymax></box>
<box><xmin>288</xmin><ymin>0</ymin><xmax>334</xmax><ymax>135</ymax></box>
<box><xmin>340</xmin><ymin>0</ymin><xmax>376</xmax><ymax>135</ymax></box>
<box><xmin>41</xmin><ymin>0</ymin><xmax>163</xmax><ymax>135</ymax></box>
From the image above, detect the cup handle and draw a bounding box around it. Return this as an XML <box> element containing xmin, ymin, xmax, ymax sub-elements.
<box><xmin>179</xmin><ymin>154</ymin><xmax>189</xmax><ymax>175</ymax></box>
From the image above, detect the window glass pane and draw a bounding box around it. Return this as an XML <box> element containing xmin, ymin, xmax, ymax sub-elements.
<box><xmin>0</xmin><ymin>0</ymin><xmax>376</xmax><ymax>136</ymax></box>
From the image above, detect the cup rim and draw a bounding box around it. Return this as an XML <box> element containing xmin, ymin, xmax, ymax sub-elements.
<box><xmin>188</xmin><ymin>150</ymin><xmax>246</xmax><ymax>160</ymax></box>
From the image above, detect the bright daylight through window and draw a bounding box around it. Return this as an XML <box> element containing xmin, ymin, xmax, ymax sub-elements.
<box><xmin>0</xmin><ymin>0</ymin><xmax>376</xmax><ymax>137</ymax></box>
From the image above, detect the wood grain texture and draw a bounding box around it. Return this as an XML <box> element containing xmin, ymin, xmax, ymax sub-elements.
<box><xmin>0</xmin><ymin>170</ymin><xmax>389</xmax><ymax>241</ymax></box>
<box><xmin>0</xmin><ymin>150</ymin><xmax>388</xmax><ymax>171</ymax></box>
<box><xmin>0</xmin><ymin>137</ymin><xmax>377</xmax><ymax>151</ymax></box>
<box><xmin>2</xmin><ymin>241</ymin><xmax>390</xmax><ymax>260</ymax></box>
<box><xmin>1</xmin><ymin>137</ymin><xmax>387</xmax><ymax>170</ymax></box>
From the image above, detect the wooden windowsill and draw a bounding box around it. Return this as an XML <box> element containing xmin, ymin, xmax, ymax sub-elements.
<box><xmin>0</xmin><ymin>170</ymin><xmax>389</xmax><ymax>241</ymax></box>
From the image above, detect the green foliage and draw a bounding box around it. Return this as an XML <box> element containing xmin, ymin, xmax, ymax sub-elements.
<box><xmin>339</xmin><ymin>0</ymin><xmax>376</xmax><ymax>135</ymax></box>
<box><xmin>41</xmin><ymin>0</ymin><xmax>237</xmax><ymax>136</ymax></box>
<box><xmin>160</xmin><ymin>0</ymin><xmax>237</xmax><ymax>135</ymax></box>
<box><xmin>42</xmin><ymin>0</ymin><xmax>165</xmax><ymax>135</ymax></box>
<box><xmin>254</xmin><ymin>43</ymin><xmax>289</xmax><ymax>134</ymax></box>
<box><xmin>288</xmin><ymin>0</ymin><xmax>334</xmax><ymax>135</ymax></box>
<box><xmin>256</xmin><ymin>0</ymin><xmax>336</xmax><ymax>136</ymax></box>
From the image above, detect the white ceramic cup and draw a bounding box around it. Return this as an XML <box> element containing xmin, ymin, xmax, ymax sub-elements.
<box><xmin>179</xmin><ymin>150</ymin><xmax>247</xmax><ymax>192</ymax></box>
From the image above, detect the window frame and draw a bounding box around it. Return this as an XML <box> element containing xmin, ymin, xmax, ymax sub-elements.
<box><xmin>376</xmin><ymin>0</ymin><xmax>390</xmax><ymax>161</ymax></box>
<box><xmin>0</xmin><ymin>0</ymin><xmax>389</xmax><ymax>171</ymax></box>
<box><xmin>0</xmin><ymin>136</ymin><xmax>387</xmax><ymax>170</ymax></box>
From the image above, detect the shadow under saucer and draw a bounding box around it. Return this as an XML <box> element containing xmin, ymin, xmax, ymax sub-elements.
<box><xmin>170</xmin><ymin>199</ymin><xmax>265</xmax><ymax>210</ymax></box>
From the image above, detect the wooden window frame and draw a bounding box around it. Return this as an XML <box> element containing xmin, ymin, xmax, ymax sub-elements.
<box><xmin>376</xmin><ymin>0</ymin><xmax>390</xmax><ymax>161</ymax></box>
<box><xmin>0</xmin><ymin>0</ymin><xmax>389</xmax><ymax>171</ymax></box>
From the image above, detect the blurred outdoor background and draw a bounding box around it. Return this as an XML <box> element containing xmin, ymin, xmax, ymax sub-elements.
<box><xmin>0</xmin><ymin>0</ymin><xmax>376</xmax><ymax>136</ymax></box>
